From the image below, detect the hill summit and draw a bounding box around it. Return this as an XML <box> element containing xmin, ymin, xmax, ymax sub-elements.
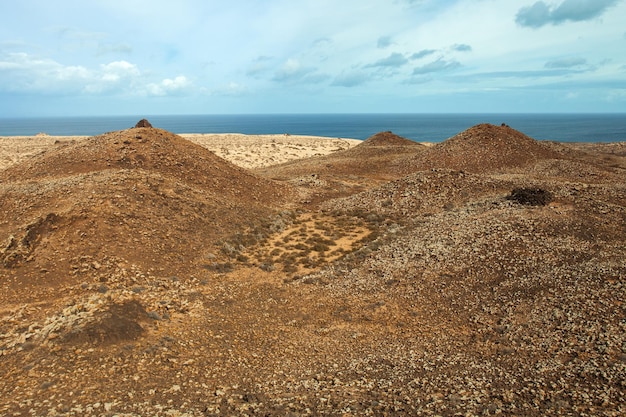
<box><xmin>398</xmin><ymin>123</ymin><xmax>562</xmax><ymax>174</ymax></box>
<box><xmin>358</xmin><ymin>131</ymin><xmax>422</xmax><ymax>147</ymax></box>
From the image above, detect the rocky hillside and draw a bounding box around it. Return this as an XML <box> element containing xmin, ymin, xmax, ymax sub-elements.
<box><xmin>396</xmin><ymin>123</ymin><xmax>564</xmax><ymax>174</ymax></box>
<box><xmin>0</xmin><ymin>126</ymin><xmax>292</xmax><ymax>295</ymax></box>
<box><xmin>0</xmin><ymin>124</ymin><xmax>624</xmax><ymax>416</ymax></box>
<box><xmin>258</xmin><ymin>130</ymin><xmax>424</xmax><ymax>177</ymax></box>
<box><xmin>255</xmin><ymin>131</ymin><xmax>426</xmax><ymax>206</ymax></box>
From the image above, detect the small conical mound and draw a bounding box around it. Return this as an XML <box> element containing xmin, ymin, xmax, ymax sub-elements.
<box><xmin>254</xmin><ymin>131</ymin><xmax>423</xmax><ymax>181</ymax></box>
<box><xmin>255</xmin><ymin>131</ymin><xmax>426</xmax><ymax>203</ymax></box>
<box><xmin>358</xmin><ymin>131</ymin><xmax>422</xmax><ymax>147</ymax></box>
<box><xmin>337</xmin><ymin>131</ymin><xmax>425</xmax><ymax>158</ymax></box>
<box><xmin>397</xmin><ymin>123</ymin><xmax>561</xmax><ymax>174</ymax></box>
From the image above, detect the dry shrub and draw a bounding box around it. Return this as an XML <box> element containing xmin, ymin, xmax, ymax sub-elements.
<box><xmin>507</xmin><ymin>188</ymin><xmax>553</xmax><ymax>206</ymax></box>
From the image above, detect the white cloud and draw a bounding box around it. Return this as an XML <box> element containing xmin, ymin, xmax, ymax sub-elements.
<box><xmin>101</xmin><ymin>61</ymin><xmax>140</xmax><ymax>80</ymax></box>
<box><xmin>451</xmin><ymin>44</ymin><xmax>472</xmax><ymax>52</ymax></box>
<box><xmin>84</xmin><ymin>61</ymin><xmax>141</xmax><ymax>93</ymax></box>
<box><xmin>410</xmin><ymin>49</ymin><xmax>437</xmax><ymax>60</ymax></box>
<box><xmin>0</xmin><ymin>52</ymin><xmax>90</xmax><ymax>93</ymax></box>
<box><xmin>312</xmin><ymin>37</ymin><xmax>332</xmax><ymax>48</ymax></box>
<box><xmin>377</xmin><ymin>36</ymin><xmax>394</xmax><ymax>49</ymax></box>
<box><xmin>212</xmin><ymin>82</ymin><xmax>249</xmax><ymax>97</ymax></box>
<box><xmin>544</xmin><ymin>57</ymin><xmax>587</xmax><ymax>68</ymax></box>
<box><xmin>365</xmin><ymin>52</ymin><xmax>409</xmax><ymax>68</ymax></box>
<box><xmin>0</xmin><ymin>52</ymin><xmax>193</xmax><ymax>97</ymax></box>
<box><xmin>246</xmin><ymin>55</ymin><xmax>274</xmax><ymax>78</ymax></box>
<box><xmin>146</xmin><ymin>75</ymin><xmax>191</xmax><ymax>96</ymax></box>
<box><xmin>272</xmin><ymin>59</ymin><xmax>308</xmax><ymax>81</ymax></box>
<box><xmin>516</xmin><ymin>0</ymin><xmax>621</xmax><ymax>28</ymax></box>
<box><xmin>272</xmin><ymin>58</ymin><xmax>328</xmax><ymax>84</ymax></box>
<box><xmin>412</xmin><ymin>58</ymin><xmax>462</xmax><ymax>75</ymax></box>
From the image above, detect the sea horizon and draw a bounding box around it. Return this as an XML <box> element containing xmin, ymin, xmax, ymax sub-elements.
<box><xmin>1</xmin><ymin>113</ymin><xmax>625</xmax><ymax>143</ymax></box>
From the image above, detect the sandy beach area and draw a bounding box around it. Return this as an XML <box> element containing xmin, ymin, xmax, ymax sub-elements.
<box><xmin>0</xmin><ymin>133</ymin><xmax>363</xmax><ymax>171</ymax></box>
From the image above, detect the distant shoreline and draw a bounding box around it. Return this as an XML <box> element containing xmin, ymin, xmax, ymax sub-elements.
<box><xmin>1</xmin><ymin>113</ymin><xmax>624</xmax><ymax>142</ymax></box>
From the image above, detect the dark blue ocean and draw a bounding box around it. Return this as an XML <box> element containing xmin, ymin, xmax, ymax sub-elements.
<box><xmin>0</xmin><ymin>114</ymin><xmax>624</xmax><ymax>143</ymax></box>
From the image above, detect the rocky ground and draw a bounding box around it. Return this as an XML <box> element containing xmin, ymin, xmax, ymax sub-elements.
<box><xmin>0</xmin><ymin>124</ymin><xmax>624</xmax><ymax>416</ymax></box>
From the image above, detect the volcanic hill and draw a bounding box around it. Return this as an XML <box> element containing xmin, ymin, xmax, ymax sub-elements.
<box><xmin>255</xmin><ymin>131</ymin><xmax>426</xmax><ymax>205</ymax></box>
<box><xmin>0</xmin><ymin>127</ymin><xmax>292</xmax><ymax>292</ymax></box>
<box><xmin>396</xmin><ymin>123</ymin><xmax>564</xmax><ymax>174</ymax></box>
<box><xmin>357</xmin><ymin>130</ymin><xmax>423</xmax><ymax>147</ymax></box>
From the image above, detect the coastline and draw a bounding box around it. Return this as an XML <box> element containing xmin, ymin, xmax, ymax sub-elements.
<box><xmin>1</xmin><ymin>113</ymin><xmax>624</xmax><ymax>142</ymax></box>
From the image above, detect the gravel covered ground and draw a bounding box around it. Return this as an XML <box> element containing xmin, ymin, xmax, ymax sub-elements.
<box><xmin>0</xmin><ymin>125</ymin><xmax>624</xmax><ymax>416</ymax></box>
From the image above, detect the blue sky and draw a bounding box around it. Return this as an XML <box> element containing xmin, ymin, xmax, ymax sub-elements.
<box><xmin>1</xmin><ymin>0</ymin><xmax>625</xmax><ymax>116</ymax></box>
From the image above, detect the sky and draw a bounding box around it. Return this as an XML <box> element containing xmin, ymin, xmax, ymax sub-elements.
<box><xmin>0</xmin><ymin>0</ymin><xmax>625</xmax><ymax>116</ymax></box>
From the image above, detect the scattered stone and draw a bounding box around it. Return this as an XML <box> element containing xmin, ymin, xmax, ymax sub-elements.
<box><xmin>0</xmin><ymin>124</ymin><xmax>623</xmax><ymax>416</ymax></box>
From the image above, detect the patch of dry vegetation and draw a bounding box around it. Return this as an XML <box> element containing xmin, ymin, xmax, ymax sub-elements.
<box><xmin>216</xmin><ymin>211</ymin><xmax>379</xmax><ymax>278</ymax></box>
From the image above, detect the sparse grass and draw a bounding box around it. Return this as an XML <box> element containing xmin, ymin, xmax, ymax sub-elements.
<box><xmin>213</xmin><ymin>209</ymin><xmax>386</xmax><ymax>277</ymax></box>
<box><xmin>311</xmin><ymin>242</ymin><xmax>330</xmax><ymax>253</ymax></box>
<box><xmin>227</xmin><ymin>212</ymin><xmax>379</xmax><ymax>276</ymax></box>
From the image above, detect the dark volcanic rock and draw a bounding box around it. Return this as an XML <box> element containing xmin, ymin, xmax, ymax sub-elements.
<box><xmin>135</xmin><ymin>119</ymin><xmax>153</xmax><ymax>128</ymax></box>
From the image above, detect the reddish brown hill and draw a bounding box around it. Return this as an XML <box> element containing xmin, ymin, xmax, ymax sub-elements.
<box><xmin>255</xmin><ymin>132</ymin><xmax>426</xmax><ymax>205</ymax></box>
<box><xmin>3</xmin><ymin>127</ymin><xmax>283</xmax><ymax>200</ymax></box>
<box><xmin>396</xmin><ymin>123</ymin><xmax>562</xmax><ymax>174</ymax></box>
<box><xmin>338</xmin><ymin>131</ymin><xmax>426</xmax><ymax>160</ymax></box>
<box><xmin>0</xmin><ymin>127</ymin><xmax>292</xmax><ymax>292</ymax></box>
<box><xmin>357</xmin><ymin>130</ymin><xmax>422</xmax><ymax>147</ymax></box>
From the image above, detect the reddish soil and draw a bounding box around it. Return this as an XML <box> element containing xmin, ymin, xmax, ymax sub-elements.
<box><xmin>396</xmin><ymin>123</ymin><xmax>564</xmax><ymax>174</ymax></box>
<box><xmin>0</xmin><ymin>124</ymin><xmax>624</xmax><ymax>416</ymax></box>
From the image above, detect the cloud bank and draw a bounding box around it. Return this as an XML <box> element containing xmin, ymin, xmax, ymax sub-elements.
<box><xmin>0</xmin><ymin>52</ymin><xmax>192</xmax><ymax>97</ymax></box>
<box><xmin>544</xmin><ymin>57</ymin><xmax>587</xmax><ymax>68</ymax></box>
<box><xmin>516</xmin><ymin>0</ymin><xmax>621</xmax><ymax>28</ymax></box>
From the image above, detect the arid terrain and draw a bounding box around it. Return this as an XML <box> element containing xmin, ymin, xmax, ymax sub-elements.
<box><xmin>0</xmin><ymin>123</ymin><xmax>625</xmax><ymax>416</ymax></box>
